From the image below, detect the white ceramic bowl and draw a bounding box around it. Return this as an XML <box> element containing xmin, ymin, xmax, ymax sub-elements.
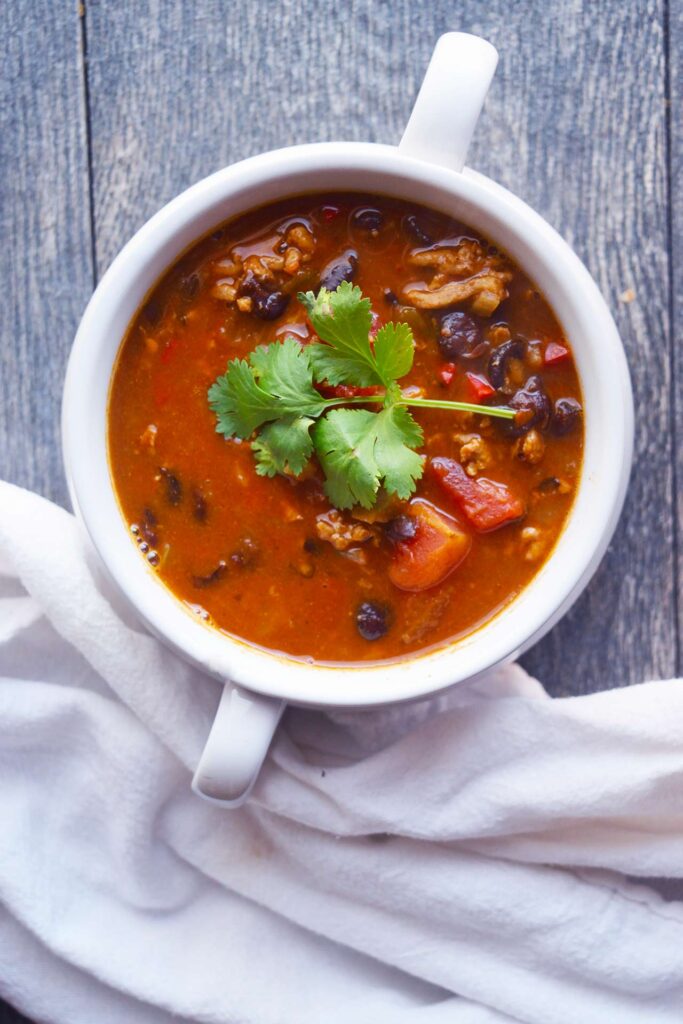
<box><xmin>62</xmin><ymin>35</ymin><xmax>633</xmax><ymax>805</ymax></box>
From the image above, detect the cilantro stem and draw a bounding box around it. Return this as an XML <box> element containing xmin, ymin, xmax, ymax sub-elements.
<box><xmin>323</xmin><ymin>394</ymin><xmax>515</xmax><ymax>420</ymax></box>
<box><xmin>399</xmin><ymin>396</ymin><xmax>515</xmax><ymax>420</ymax></box>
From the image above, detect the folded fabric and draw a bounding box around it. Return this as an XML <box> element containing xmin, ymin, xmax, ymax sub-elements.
<box><xmin>0</xmin><ymin>479</ymin><xmax>682</xmax><ymax>1024</ymax></box>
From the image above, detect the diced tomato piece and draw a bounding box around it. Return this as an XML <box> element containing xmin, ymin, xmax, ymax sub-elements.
<box><xmin>544</xmin><ymin>342</ymin><xmax>569</xmax><ymax>366</ymax></box>
<box><xmin>388</xmin><ymin>500</ymin><xmax>471</xmax><ymax>592</ymax></box>
<box><xmin>438</xmin><ymin>362</ymin><xmax>457</xmax><ymax>387</ymax></box>
<box><xmin>465</xmin><ymin>372</ymin><xmax>496</xmax><ymax>400</ymax></box>
<box><xmin>431</xmin><ymin>458</ymin><xmax>525</xmax><ymax>532</ymax></box>
<box><xmin>321</xmin><ymin>205</ymin><xmax>340</xmax><ymax>222</ymax></box>
<box><xmin>316</xmin><ymin>383</ymin><xmax>384</xmax><ymax>399</ymax></box>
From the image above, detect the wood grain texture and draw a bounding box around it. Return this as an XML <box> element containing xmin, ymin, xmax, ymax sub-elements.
<box><xmin>477</xmin><ymin>1</ymin><xmax>677</xmax><ymax>693</ymax></box>
<box><xmin>0</xmin><ymin>0</ymin><xmax>93</xmax><ymax>507</ymax></box>
<box><xmin>670</xmin><ymin>0</ymin><xmax>683</xmax><ymax>676</ymax></box>
<box><xmin>84</xmin><ymin>0</ymin><xmax>676</xmax><ymax>694</ymax></box>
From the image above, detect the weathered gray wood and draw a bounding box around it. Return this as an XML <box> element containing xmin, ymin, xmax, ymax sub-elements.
<box><xmin>84</xmin><ymin>0</ymin><xmax>675</xmax><ymax>695</ymax></box>
<box><xmin>0</xmin><ymin>1</ymin><xmax>93</xmax><ymax>507</ymax></box>
<box><xmin>475</xmin><ymin>2</ymin><xmax>676</xmax><ymax>694</ymax></box>
<box><xmin>670</xmin><ymin>0</ymin><xmax>683</xmax><ymax>677</ymax></box>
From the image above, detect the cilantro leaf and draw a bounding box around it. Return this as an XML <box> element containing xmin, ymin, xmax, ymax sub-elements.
<box><xmin>313</xmin><ymin>409</ymin><xmax>380</xmax><ymax>509</ymax></box>
<box><xmin>371</xmin><ymin>404</ymin><xmax>424</xmax><ymax>498</ymax></box>
<box><xmin>314</xmin><ymin>406</ymin><xmax>425</xmax><ymax>509</ymax></box>
<box><xmin>208</xmin><ymin>360</ymin><xmax>282</xmax><ymax>438</ymax></box>
<box><xmin>300</xmin><ymin>283</ymin><xmax>383</xmax><ymax>388</ymax></box>
<box><xmin>252</xmin><ymin>416</ymin><xmax>314</xmax><ymax>477</ymax></box>
<box><xmin>373</xmin><ymin>322</ymin><xmax>414</xmax><ymax>384</ymax></box>
<box><xmin>208</xmin><ymin>338</ymin><xmax>327</xmax><ymax>438</ymax></box>
<box><xmin>249</xmin><ymin>337</ymin><xmax>325</xmax><ymax>414</ymax></box>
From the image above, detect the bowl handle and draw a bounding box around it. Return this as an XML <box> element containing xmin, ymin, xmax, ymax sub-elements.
<box><xmin>191</xmin><ymin>682</ymin><xmax>285</xmax><ymax>807</ymax></box>
<box><xmin>399</xmin><ymin>32</ymin><xmax>498</xmax><ymax>172</ymax></box>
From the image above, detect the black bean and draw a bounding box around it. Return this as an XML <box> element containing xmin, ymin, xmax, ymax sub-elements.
<box><xmin>192</xmin><ymin>489</ymin><xmax>207</xmax><ymax>522</ymax></box>
<box><xmin>383</xmin><ymin>288</ymin><xmax>399</xmax><ymax>306</ymax></box>
<box><xmin>192</xmin><ymin>560</ymin><xmax>227</xmax><ymax>589</ymax></box>
<box><xmin>507</xmin><ymin>375</ymin><xmax>552</xmax><ymax>436</ymax></box>
<box><xmin>238</xmin><ymin>270</ymin><xmax>290</xmax><ymax>321</ymax></box>
<box><xmin>537</xmin><ymin>476</ymin><xmax>561</xmax><ymax>494</ymax></box>
<box><xmin>258</xmin><ymin>290</ymin><xmax>289</xmax><ymax>320</ymax></box>
<box><xmin>487</xmin><ymin>338</ymin><xmax>526</xmax><ymax>391</ymax></box>
<box><xmin>351</xmin><ymin>207</ymin><xmax>384</xmax><ymax>232</ymax></box>
<box><xmin>159</xmin><ymin>467</ymin><xmax>182</xmax><ymax>506</ymax></box>
<box><xmin>438</xmin><ymin>310</ymin><xmax>484</xmax><ymax>360</ymax></box>
<box><xmin>319</xmin><ymin>249</ymin><xmax>358</xmax><ymax>291</ymax></box>
<box><xmin>385</xmin><ymin>515</ymin><xmax>418</xmax><ymax>544</ymax></box>
<box><xmin>356</xmin><ymin>601</ymin><xmax>391</xmax><ymax>641</ymax></box>
<box><xmin>303</xmin><ymin>537</ymin><xmax>320</xmax><ymax>555</ymax></box>
<box><xmin>552</xmin><ymin>397</ymin><xmax>583</xmax><ymax>436</ymax></box>
<box><xmin>231</xmin><ymin>537</ymin><xmax>259</xmax><ymax>568</ymax></box>
<box><xmin>403</xmin><ymin>214</ymin><xmax>433</xmax><ymax>246</ymax></box>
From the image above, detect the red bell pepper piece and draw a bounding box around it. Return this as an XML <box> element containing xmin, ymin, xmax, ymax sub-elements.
<box><xmin>544</xmin><ymin>342</ymin><xmax>569</xmax><ymax>366</ymax></box>
<box><xmin>431</xmin><ymin>458</ymin><xmax>525</xmax><ymax>532</ymax></box>
<box><xmin>465</xmin><ymin>372</ymin><xmax>496</xmax><ymax>401</ymax></box>
<box><xmin>316</xmin><ymin>383</ymin><xmax>384</xmax><ymax>399</ymax></box>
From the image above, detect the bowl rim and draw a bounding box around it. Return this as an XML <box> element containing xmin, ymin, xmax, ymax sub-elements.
<box><xmin>62</xmin><ymin>141</ymin><xmax>633</xmax><ymax>708</ymax></box>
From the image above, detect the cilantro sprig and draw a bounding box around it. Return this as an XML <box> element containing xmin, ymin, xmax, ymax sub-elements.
<box><xmin>208</xmin><ymin>282</ymin><xmax>514</xmax><ymax>510</ymax></box>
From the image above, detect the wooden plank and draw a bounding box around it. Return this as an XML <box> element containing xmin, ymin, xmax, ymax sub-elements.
<box><xmin>473</xmin><ymin>1</ymin><xmax>676</xmax><ymax>694</ymax></box>
<box><xmin>669</xmin><ymin>0</ymin><xmax>683</xmax><ymax>676</ymax></box>
<box><xmin>0</xmin><ymin>1</ymin><xmax>93</xmax><ymax>507</ymax></box>
<box><xmin>84</xmin><ymin>0</ymin><xmax>673</xmax><ymax>696</ymax></box>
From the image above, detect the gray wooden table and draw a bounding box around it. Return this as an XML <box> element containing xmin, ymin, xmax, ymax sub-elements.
<box><xmin>0</xmin><ymin>1</ymin><xmax>681</xmax><ymax>1021</ymax></box>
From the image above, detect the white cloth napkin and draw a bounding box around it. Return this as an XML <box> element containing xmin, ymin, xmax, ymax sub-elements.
<box><xmin>1</xmin><ymin>479</ymin><xmax>683</xmax><ymax>1024</ymax></box>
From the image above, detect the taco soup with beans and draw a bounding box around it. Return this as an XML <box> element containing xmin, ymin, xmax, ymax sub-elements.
<box><xmin>107</xmin><ymin>193</ymin><xmax>583</xmax><ymax>663</ymax></box>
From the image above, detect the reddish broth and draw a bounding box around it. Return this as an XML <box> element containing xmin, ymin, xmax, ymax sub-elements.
<box><xmin>108</xmin><ymin>193</ymin><xmax>583</xmax><ymax>663</ymax></box>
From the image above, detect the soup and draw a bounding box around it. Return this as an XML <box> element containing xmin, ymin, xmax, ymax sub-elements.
<box><xmin>108</xmin><ymin>193</ymin><xmax>583</xmax><ymax>663</ymax></box>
